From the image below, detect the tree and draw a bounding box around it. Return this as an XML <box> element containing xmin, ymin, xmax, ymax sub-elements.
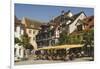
<box><xmin>59</xmin><ymin>32</ymin><xmax>83</xmax><ymax>45</ymax></box>
<box><xmin>83</xmin><ymin>29</ymin><xmax>94</xmax><ymax>46</ymax></box>
<box><xmin>59</xmin><ymin>32</ymin><xmax>69</xmax><ymax>45</ymax></box>
<box><xmin>82</xmin><ymin>29</ymin><xmax>94</xmax><ymax>57</ymax></box>
<box><xmin>19</xmin><ymin>33</ymin><xmax>31</xmax><ymax>49</ymax></box>
<box><xmin>15</xmin><ymin>37</ymin><xmax>21</xmax><ymax>44</ymax></box>
<box><xmin>68</xmin><ymin>33</ymin><xmax>83</xmax><ymax>44</ymax></box>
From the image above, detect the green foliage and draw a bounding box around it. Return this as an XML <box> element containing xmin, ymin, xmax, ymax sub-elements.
<box><xmin>82</xmin><ymin>29</ymin><xmax>94</xmax><ymax>46</ymax></box>
<box><xmin>68</xmin><ymin>34</ymin><xmax>83</xmax><ymax>44</ymax></box>
<box><xmin>59</xmin><ymin>33</ymin><xmax>69</xmax><ymax>45</ymax></box>
<box><xmin>82</xmin><ymin>29</ymin><xmax>94</xmax><ymax>57</ymax></box>
<box><xmin>15</xmin><ymin>37</ymin><xmax>21</xmax><ymax>44</ymax></box>
<box><xmin>58</xmin><ymin>29</ymin><xmax>94</xmax><ymax>45</ymax></box>
<box><xmin>20</xmin><ymin>34</ymin><xmax>30</xmax><ymax>49</ymax></box>
<box><xmin>59</xmin><ymin>33</ymin><xmax>83</xmax><ymax>45</ymax></box>
<box><xmin>15</xmin><ymin>33</ymin><xmax>34</xmax><ymax>49</ymax></box>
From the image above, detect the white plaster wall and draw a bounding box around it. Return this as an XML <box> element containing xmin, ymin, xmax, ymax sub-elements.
<box><xmin>21</xmin><ymin>29</ymin><xmax>24</xmax><ymax>35</ymax></box>
<box><xmin>15</xmin><ymin>26</ymin><xmax>21</xmax><ymax>39</ymax></box>
<box><xmin>15</xmin><ymin>44</ymin><xmax>26</xmax><ymax>59</ymax></box>
<box><xmin>55</xmin><ymin>30</ymin><xmax>60</xmax><ymax>38</ymax></box>
<box><xmin>21</xmin><ymin>17</ymin><xmax>39</xmax><ymax>50</ymax></box>
<box><xmin>67</xmin><ymin>12</ymin><xmax>73</xmax><ymax>17</ymax></box>
<box><xmin>26</xmin><ymin>28</ymin><xmax>39</xmax><ymax>49</ymax></box>
<box><xmin>15</xmin><ymin>26</ymin><xmax>24</xmax><ymax>40</ymax></box>
<box><xmin>69</xmin><ymin>13</ymin><xmax>86</xmax><ymax>34</ymax></box>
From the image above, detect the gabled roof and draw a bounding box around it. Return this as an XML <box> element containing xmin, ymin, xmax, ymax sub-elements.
<box><xmin>68</xmin><ymin>11</ymin><xmax>87</xmax><ymax>25</ymax></box>
<box><xmin>72</xmin><ymin>11</ymin><xmax>87</xmax><ymax>20</ymax></box>
<box><xmin>83</xmin><ymin>15</ymin><xmax>94</xmax><ymax>30</ymax></box>
<box><xmin>50</xmin><ymin>10</ymin><xmax>72</xmax><ymax>23</ymax></box>
<box><xmin>22</xmin><ymin>17</ymin><xmax>42</xmax><ymax>30</ymax></box>
<box><xmin>15</xmin><ymin>16</ymin><xmax>24</xmax><ymax>27</ymax></box>
<box><xmin>14</xmin><ymin>16</ymin><xmax>25</xmax><ymax>31</ymax></box>
<box><xmin>15</xmin><ymin>16</ymin><xmax>21</xmax><ymax>24</ymax></box>
<box><xmin>70</xmin><ymin>15</ymin><xmax>94</xmax><ymax>35</ymax></box>
<box><xmin>49</xmin><ymin>11</ymin><xmax>87</xmax><ymax>26</ymax></box>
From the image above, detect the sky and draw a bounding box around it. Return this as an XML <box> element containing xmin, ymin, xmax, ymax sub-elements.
<box><xmin>15</xmin><ymin>3</ymin><xmax>94</xmax><ymax>22</ymax></box>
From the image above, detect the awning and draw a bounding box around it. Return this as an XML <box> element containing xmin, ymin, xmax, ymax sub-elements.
<box><xmin>37</xmin><ymin>44</ymin><xmax>84</xmax><ymax>50</ymax></box>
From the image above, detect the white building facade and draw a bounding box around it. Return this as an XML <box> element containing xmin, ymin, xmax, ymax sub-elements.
<box><xmin>14</xmin><ymin>23</ymin><xmax>28</xmax><ymax>61</ymax></box>
<box><xmin>21</xmin><ymin>17</ymin><xmax>41</xmax><ymax>50</ymax></box>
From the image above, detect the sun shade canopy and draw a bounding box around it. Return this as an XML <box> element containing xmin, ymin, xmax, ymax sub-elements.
<box><xmin>37</xmin><ymin>44</ymin><xmax>84</xmax><ymax>50</ymax></box>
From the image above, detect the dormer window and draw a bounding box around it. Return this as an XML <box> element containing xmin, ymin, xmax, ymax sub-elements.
<box><xmin>66</xmin><ymin>20</ymin><xmax>71</xmax><ymax>25</ymax></box>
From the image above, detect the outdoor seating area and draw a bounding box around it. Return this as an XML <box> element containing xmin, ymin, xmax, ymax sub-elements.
<box><xmin>35</xmin><ymin>44</ymin><xmax>86</xmax><ymax>61</ymax></box>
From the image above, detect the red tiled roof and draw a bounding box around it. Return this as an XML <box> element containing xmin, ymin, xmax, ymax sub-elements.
<box><xmin>83</xmin><ymin>16</ymin><xmax>94</xmax><ymax>31</ymax></box>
